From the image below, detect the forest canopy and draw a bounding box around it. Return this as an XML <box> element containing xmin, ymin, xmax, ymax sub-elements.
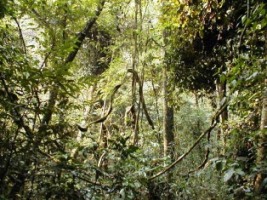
<box><xmin>0</xmin><ymin>0</ymin><xmax>266</xmax><ymax>199</ymax></box>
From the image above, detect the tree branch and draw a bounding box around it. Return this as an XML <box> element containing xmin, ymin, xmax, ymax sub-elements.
<box><xmin>65</xmin><ymin>0</ymin><xmax>106</xmax><ymax>63</ymax></box>
<box><xmin>13</xmin><ymin>17</ymin><xmax>27</xmax><ymax>54</ymax></box>
<box><xmin>78</xmin><ymin>84</ymin><xmax>122</xmax><ymax>131</ymax></box>
<box><xmin>40</xmin><ymin>0</ymin><xmax>106</xmax><ymax>128</ymax></box>
<box><xmin>149</xmin><ymin>100</ymin><xmax>229</xmax><ymax>180</ymax></box>
<box><xmin>127</xmin><ymin>69</ymin><xmax>155</xmax><ymax>129</ymax></box>
<box><xmin>0</xmin><ymin>73</ymin><xmax>33</xmax><ymax>139</ymax></box>
<box><xmin>188</xmin><ymin>121</ymin><xmax>212</xmax><ymax>174</ymax></box>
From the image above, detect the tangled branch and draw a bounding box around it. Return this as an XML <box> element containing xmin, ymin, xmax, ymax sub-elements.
<box><xmin>149</xmin><ymin>99</ymin><xmax>229</xmax><ymax>180</ymax></box>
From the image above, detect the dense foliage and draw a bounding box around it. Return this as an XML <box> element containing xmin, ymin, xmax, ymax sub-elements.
<box><xmin>0</xmin><ymin>0</ymin><xmax>266</xmax><ymax>199</ymax></box>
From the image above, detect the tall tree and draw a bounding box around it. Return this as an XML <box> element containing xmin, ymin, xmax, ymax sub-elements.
<box><xmin>254</xmin><ymin>27</ymin><xmax>267</xmax><ymax>194</ymax></box>
<box><xmin>255</xmin><ymin>78</ymin><xmax>267</xmax><ymax>194</ymax></box>
<box><xmin>162</xmin><ymin>62</ymin><xmax>175</xmax><ymax>200</ymax></box>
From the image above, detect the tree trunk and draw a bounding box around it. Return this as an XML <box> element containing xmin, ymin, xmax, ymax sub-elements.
<box><xmin>163</xmin><ymin>68</ymin><xmax>175</xmax><ymax>159</ymax></box>
<box><xmin>132</xmin><ymin>0</ymin><xmax>140</xmax><ymax>145</ymax></box>
<box><xmin>216</xmin><ymin>77</ymin><xmax>228</xmax><ymax>154</ymax></box>
<box><xmin>99</xmin><ymin>100</ymin><xmax>108</xmax><ymax>147</ymax></box>
<box><xmin>162</xmin><ymin>64</ymin><xmax>175</xmax><ymax>200</ymax></box>
<box><xmin>254</xmin><ymin>79</ymin><xmax>267</xmax><ymax>194</ymax></box>
<box><xmin>254</xmin><ymin>29</ymin><xmax>267</xmax><ymax>194</ymax></box>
